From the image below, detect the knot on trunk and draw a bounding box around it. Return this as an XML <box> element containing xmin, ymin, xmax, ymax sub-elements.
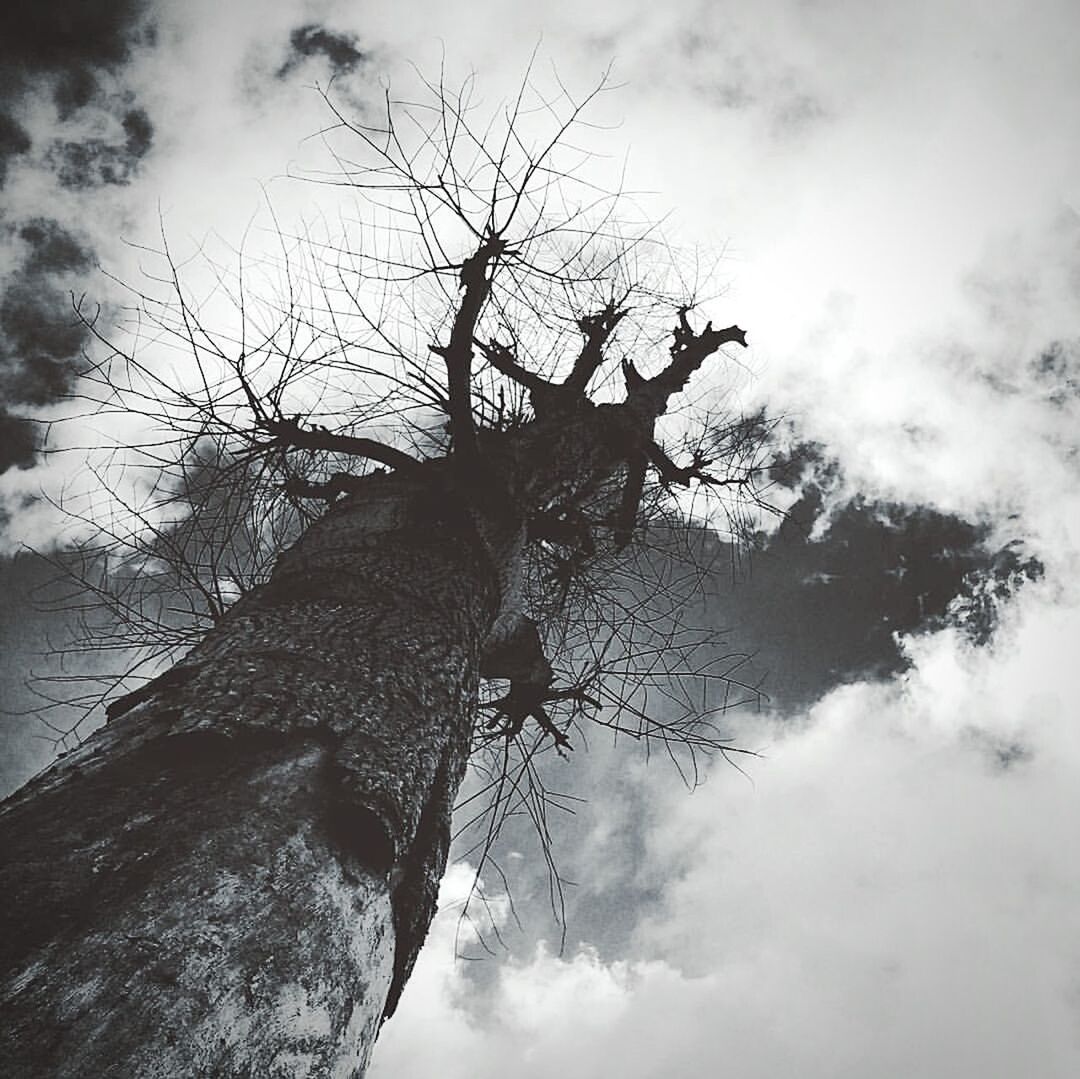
<box><xmin>480</xmin><ymin>610</ymin><xmax>553</xmax><ymax>686</ymax></box>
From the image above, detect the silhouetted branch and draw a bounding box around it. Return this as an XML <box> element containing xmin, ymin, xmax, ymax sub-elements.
<box><xmin>474</xmin><ymin>337</ymin><xmax>552</xmax><ymax>395</ymax></box>
<box><xmin>259</xmin><ymin>417</ymin><xmax>424</xmax><ymax>474</ymax></box>
<box><xmin>627</xmin><ymin>305</ymin><xmax>748</xmax><ymax>417</ymax></box>
<box><xmin>563</xmin><ymin>300</ymin><xmax>627</xmax><ymax>392</ymax></box>
<box><xmin>431</xmin><ymin>233</ymin><xmax>515</xmax><ymax>458</ymax></box>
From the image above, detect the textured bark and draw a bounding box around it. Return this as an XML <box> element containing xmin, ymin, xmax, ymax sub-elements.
<box><xmin>1</xmin><ymin>740</ymin><xmax>395</xmax><ymax>1077</ymax></box>
<box><xmin>0</xmin><ymin>471</ymin><xmax>503</xmax><ymax>1077</ymax></box>
<box><xmin>0</xmin><ymin>336</ymin><xmax>722</xmax><ymax>1072</ymax></box>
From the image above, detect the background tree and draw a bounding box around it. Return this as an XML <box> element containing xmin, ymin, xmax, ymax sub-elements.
<box><xmin>0</xmin><ymin>68</ymin><xmax>772</xmax><ymax>1077</ymax></box>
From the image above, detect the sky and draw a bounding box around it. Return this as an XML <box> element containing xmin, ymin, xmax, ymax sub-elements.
<box><xmin>2</xmin><ymin>1</ymin><xmax>1080</xmax><ymax>1076</ymax></box>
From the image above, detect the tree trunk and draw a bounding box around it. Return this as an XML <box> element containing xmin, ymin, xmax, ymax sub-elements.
<box><xmin>0</xmin><ymin>288</ymin><xmax>737</xmax><ymax>1072</ymax></box>
<box><xmin>0</xmin><ymin>471</ymin><xmax>504</xmax><ymax>1077</ymax></box>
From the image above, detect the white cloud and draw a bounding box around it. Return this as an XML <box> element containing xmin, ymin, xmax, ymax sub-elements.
<box><xmin>10</xmin><ymin>0</ymin><xmax>1078</xmax><ymax>554</ymax></box>
<box><xmin>376</xmin><ymin>581</ymin><xmax>1080</xmax><ymax>1078</ymax></box>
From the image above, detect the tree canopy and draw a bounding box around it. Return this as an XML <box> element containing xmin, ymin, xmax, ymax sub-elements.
<box><xmin>31</xmin><ymin>65</ymin><xmax>777</xmax><ymax>936</ymax></box>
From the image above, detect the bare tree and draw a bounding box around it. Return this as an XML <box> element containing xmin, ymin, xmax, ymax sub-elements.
<box><xmin>0</xmin><ymin>68</ymin><xmax>773</xmax><ymax>1077</ymax></box>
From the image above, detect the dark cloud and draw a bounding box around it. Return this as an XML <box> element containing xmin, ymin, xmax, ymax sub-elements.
<box><xmin>0</xmin><ymin>220</ymin><xmax>94</xmax><ymax>453</ymax></box>
<box><xmin>50</xmin><ymin>140</ymin><xmax>119</xmax><ymax>189</ymax></box>
<box><xmin>276</xmin><ymin>24</ymin><xmax>369</xmax><ymax>80</ymax></box>
<box><xmin>18</xmin><ymin>218</ymin><xmax>94</xmax><ymax>275</ymax></box>
<box><xmin>52</xmin><ymin>68</ymin><xmax>100</xmax><ymax>120</ymax></box>
<box><xmin>453</xmin><ymin>467</ymin><xmax>1048</xmax><ymax>973</ymax></box>
<box><xmin>948</xmin><ymin>540</ymin><xmax>1044</xmax><ymax>646</ymax></box>
<box><xmin>0</xmin><ymin>279</ymin><xmax>86</xmax><ymax>404</ymax></box>
<box><xmin>0</xmin><ymin>410</ymin><xmax>38</xmax><ymax>473</ymax></box>
<box><xmin>45</xmin><ymin>103</ymin><xmax>155</xmax><ymax>190</ymax></box>
<box><xmin>0</xmin><ymin>2</ymin><xmax>156</xmax><ymax>473</ymax></box>
<box><xmin>444</xmin><ymin>438</ymin><xmax>1051</xmax><ymax>970</ymax></box>
<box><xmin>121</xmin><ymin>106</ymin><xmax>153</xmax><ymax>158</ymax></box>
<box><xmin>726</xmin><ymin>446</ymin><xmax>1044</xmax><ymax>708</ymax></box>
<box><xmin>0</xmin><ymin>1</ymin><xmax>157</xmax><ymax>190</ymax></box>
<box><xmin>0</xmin><ymin>1</ymin><xmax>155</xmax><ymax>86</ymax></box>
<box><xmin>0</xmin><ymin>112</ymin><xmax>31</xmax><ymax>184</ymax></box>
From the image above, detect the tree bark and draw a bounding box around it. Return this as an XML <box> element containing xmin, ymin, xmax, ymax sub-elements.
<box><xmin>0</xmin><ymin>471</ymin><xmax>504</xmax><ymax>1077</ymax></box>
<box><xmin>0</xmin><ymin>297</ymin><xmax>737</xmax><ymax>1072</ymax></box>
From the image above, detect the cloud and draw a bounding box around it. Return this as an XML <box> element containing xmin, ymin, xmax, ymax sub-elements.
<box><xmin>0</xmin><ymin>219</ymin><xmax>95</xmax><ymax>444</ymax></box>
<box><xmin>630</xmin><ymin>590</ymin><xmax>1080</xmax><ymax>1076</ymax></box>
<box><xmin>0</xmin><ymin>280</ymin><xmax>86</xmax><ymax>402</ymax></box>
<box><xmin>46</xmin><ymin>105</ymin><xmax>155</xmax><ymax>189</ymax></box>
<box><xmin>0</xmin><ymin>1</ymin><xmax>158</xmax><ymax>493</ymax></box>
<box><xmin>275</xmin><ymin>23</ymin><xmax>369</xmax><ymax>80</ymax></box>
<box><xmin>0</xmin><ymin>215</ymin><xmax>110</xmax><ymax>519</ymax></box>
<box><xmin>404</xmin><ymin>469</ymin><xmax>1048</xmax><ymax>983</ymax></box>
<box><xmin>0</xmin><ymin>113</ymin><xmax>31</xmax><ymax>184</ymax></box>
<box><xmin>723</xmin><ymin>457</ymin><xmax>1045</xmax><ymax>709</ymax></box>
<box><xmin>0</xmin><ymin>410</ymin><xmax>37</xmax><ymax>474</ymax></box>
<box><xmin>0</xmin><ymin>0</ymin><xmax>161</xmax><ymax>214</ymax></box>
<box><xmin>0</xmin><ymin>0</ymin><xmax>157</xmax><ymax>136</ymax></box>
<box><xmin>17</xmin><ymin>217</ymin><xmax>94</xmax><ymax>275</ymax></box>
<box><xmin>664</xmin><ymin>6</ymin><xmax>1080</xmax><ymax>536</ymax></box>
<box><xmin>375</xmin><ymin>575</ymin><xmax>1080</xmax><ymax>1078</ymax></box>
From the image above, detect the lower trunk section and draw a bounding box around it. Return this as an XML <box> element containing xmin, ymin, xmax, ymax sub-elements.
<box><xmin>1</xmin><ymin>735</ymin><xmax>395</xmax><ymax>1078</ymax></box>
<box><xmin>1</xmin><ymin>474</ymin><xmax>509</xmax><ymax>1075</ymax></box>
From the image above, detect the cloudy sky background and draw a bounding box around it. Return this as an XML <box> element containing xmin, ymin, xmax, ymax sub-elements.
<box><xmin>2</xmin><ymin>1</ymin><xmax>1079</xmax><ymax>1076</ymax></box>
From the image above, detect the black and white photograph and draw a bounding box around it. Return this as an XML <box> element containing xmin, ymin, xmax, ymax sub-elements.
<box><xmin>2</xmin><ymin>2</ymin><xmax>1078</xmax><ymax>1075</ymax></box>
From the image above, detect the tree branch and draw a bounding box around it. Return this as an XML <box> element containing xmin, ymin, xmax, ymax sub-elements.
<box><xmin>479</xmin><ymin>610</ymin><xmax>573</xmax><ymax>747</ymax></box>
<box><xmin>626</xmin><ymin>306</ymin><xmax>747</xmax><ymax>417</ymax></box>
<box><xmin>261</xmin><ymin>417</ymin><xmax>424</xmax><ymax>474</ymax></box>
<box><xmin>646</xmin><ymin>441</ymin><xmax>699</xmax><ymax>486</ymax></box>
<box><xmin>647</xmin><ymin>440</ymin><xmax>755</xmax><ymax>490</ymax></box>
<box><xmin>431</xmin><ymin>233</ymin><xmax>512</xmax><ymax>458</ymax></box>
<box><xmin>563</xmin><ymin>302</ymin><xmax>626</xmax><ymax>393</ymax></box>
<box><xmin>474</xmin><ymin>337</ymin><xmax>551</xmax><ymax>395</ymax></box>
